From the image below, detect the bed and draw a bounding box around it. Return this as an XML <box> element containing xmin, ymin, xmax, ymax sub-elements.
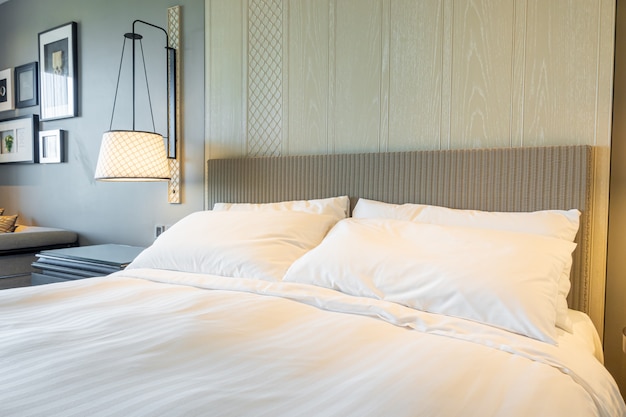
<box><xmin>1</xmin><ymin>146</ymin><xmax>625</xmax><ymax>417</ymax></box>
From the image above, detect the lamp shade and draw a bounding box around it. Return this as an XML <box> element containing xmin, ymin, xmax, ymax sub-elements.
<box><xmin>95</xmin><ymin>130</ymin><xmax>171</xmax><ymax>181</ymax></box>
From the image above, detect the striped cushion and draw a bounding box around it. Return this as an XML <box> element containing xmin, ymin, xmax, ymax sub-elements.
<box><xmin>0</xmin><ymin>215</ymin><xmax>18</xmax><ymax>233</ymax></box>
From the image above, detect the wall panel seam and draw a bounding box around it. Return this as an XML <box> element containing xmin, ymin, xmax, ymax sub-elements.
<box><xmin>328</xmin><ymin>0</ymin><xmax>336</xmax><ymax>154</ymax></box>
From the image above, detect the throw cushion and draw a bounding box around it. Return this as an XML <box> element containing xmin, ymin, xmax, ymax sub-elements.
<box><xmin>0</xmin><ymin>215</ymin><xmax>18</xmax><ymax>233</ymax></box>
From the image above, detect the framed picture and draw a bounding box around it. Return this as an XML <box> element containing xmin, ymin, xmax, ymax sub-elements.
<box><xmin>0</xmin><ymin>115</ymin><xmax>39</xmax><ymax>163</ymax></box>
<box><xmin>38</xmin><ymin>22</ymin><xmax>78</xmax><ymax>121</ymax></box>
<box><xmin>14</xmin><ymin>62</ymin><xmax>39</xmax><ymax>108</ymax></box>
<box><xmin>38</xmin><ymin>129</ymin><xmax>64</xmax><ymax>163</ymax></box>
<box><xmin>0</xmin><ymin>68</ymin><xmax>15</xmax><ymax>112</ymax></box>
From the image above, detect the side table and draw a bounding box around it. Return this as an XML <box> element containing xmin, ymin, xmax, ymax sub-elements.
<box><xmin>31</xmin><ymin>244</ymin><xmax>145</xmax><ymax>285</ymax></box>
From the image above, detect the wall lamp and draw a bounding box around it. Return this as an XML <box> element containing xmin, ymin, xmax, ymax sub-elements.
<box><xmin>95</xmin><ymin>19</ymin><xmax>177</xmax><ymax>182</ymax></box>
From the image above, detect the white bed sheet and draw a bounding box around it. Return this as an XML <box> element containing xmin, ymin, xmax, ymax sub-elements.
<box><xmin>1</xmin><ymin>269</ymin><xmax>624</xmax><ymax>417</ymax></box>
<box><xmin>561</xmin><ymin>309</ymin><xmax>605</xmax><ymax>364</ymax></box>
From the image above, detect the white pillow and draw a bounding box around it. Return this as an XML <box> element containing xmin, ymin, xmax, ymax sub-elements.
<box><xmin>213</xmin><ymin>196</ymin><xmax>350</xmax><ymax>222</ymax></box>
<box><xmin>352</xmin><ymin>198</ymin><xmax>580</xmax><ymax>332</ymax></box>
<box><xmin>128</xmin><ymin>210</ymin><xmax>339</xmax><ymax>281</ymax></box>
<box><xmin>352</xmin><ymin>198</ymin><xmax>580</xmax><ymax>241</ymax></box>
<box><xmin>283</xmin><ymin>218</ymin><xmax>576</xmax><ymax>344</ymax></box>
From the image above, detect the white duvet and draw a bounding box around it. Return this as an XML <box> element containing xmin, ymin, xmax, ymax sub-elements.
<box><xmin>1</xmin><ymin>269</ymin><xmax>624</xmax><ymax>417</ymax></box>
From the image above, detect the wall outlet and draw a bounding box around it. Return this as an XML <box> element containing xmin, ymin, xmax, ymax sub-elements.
<box><xmin>155</xmin><ymin>225</ymin><xmax>168</xmax><ymax>239</ymax></box>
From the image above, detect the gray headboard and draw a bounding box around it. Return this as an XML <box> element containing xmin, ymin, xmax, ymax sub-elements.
<box><xmin>207</xmin><ymin>146</ymin><xmax>594</xmax><ymax>315</ymax></box>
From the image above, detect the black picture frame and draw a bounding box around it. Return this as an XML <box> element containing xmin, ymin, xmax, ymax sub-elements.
<box><xmin>0</xmin><ymin>68</ymin><xmax>14</xmax><ymax>112</ymax></box>
<box><xmin>38</xmin><ymin>22</ymin><xmax>78</xmax><ymax>121</ymax></box>
<box><xmin>14</xmin><ymin>62</ymin><xmax>38</xmax><ymax>108</ymax></box>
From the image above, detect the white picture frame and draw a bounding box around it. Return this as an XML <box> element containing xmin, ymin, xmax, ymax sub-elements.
<box><xmin>38</xmin><ymin>22</ymin><xmax>78</xmax><ymax>121</ymax></box>
<box><xmin>0</xmin><ymin>115</ymin><xmax>38</xmax><ymax>163</ymax></box>
<box><xmin>38</xmin><ymin>129</ymin><xmax>64</xmax><ymax>163</ymax></box>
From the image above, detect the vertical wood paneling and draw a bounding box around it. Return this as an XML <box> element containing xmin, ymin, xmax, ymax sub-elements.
<box><xmin>449</xmin><ymin>0</ymin><xmax>515</xmax><ymax>149</ymax></box>
<box><xmin>207</xmin><ymin>0</ymin><xmax>613</xmax><ymax>154</ymax></box>
<box><xmin>334</xmin><ymin>0</ymin><xmax>382</xmax><ymax>153</ymax></box>
<box><xmin>388</xmin><ymin>0</ymin><xmax>443</xmax><ymax>151</ymax></box>
<box><xmin>379</xmin><ymin>0</ymin><xmax>390</xmax><ymax>152</ymax></box>
<box><xmin>206</xmin><ymin>0</ymin><xmax>246</xmax><ymax>159</ymax></box>
<box><xmin>288</xmin><ymin>0</ymin><xmax>330</xmax><ymax>155</ymax></box>
<box><xmin>523</xmin><ymin>0</ymin><xmax>599</xmax><ymax>146</ymax></box>
<box><xmin>596</xmin><ymin>0</ymin><xmax>616</xmax><ymax>148</ymax></box>
<box><xmin>441</xmin><ymin>0</ymin><xmax>453</xmax><ymax>148</ymax></box>
<box><xmin>328</xmin><ymin>0</ymin><xmax>337</xmax><ymax>153</ymax></box>
<box><xmin>510</xmin><ymin>0</ymin><xmax>527</xmax><ymax>147</ymax></box>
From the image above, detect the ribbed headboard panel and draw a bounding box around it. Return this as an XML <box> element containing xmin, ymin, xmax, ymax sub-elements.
<box><xmin>207</xmin><ymin>146</ymin><xmax>594</xmax><ymax>314</ymax></box>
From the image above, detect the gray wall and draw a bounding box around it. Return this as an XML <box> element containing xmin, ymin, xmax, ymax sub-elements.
<box><xmin>0</xmin><ymin>0</ymin><xmax>205</xmax><ymax>247</ymax></box>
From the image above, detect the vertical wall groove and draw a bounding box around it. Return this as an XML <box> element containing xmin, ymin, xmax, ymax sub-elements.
<box><xmin>327</xmin><ymin>0</ymin><xmax>337</xmax><ymax>154</ymax></box>
<box><xmin>379</xmin><ymin>0</ymin><xmax>390</xmax><ymax>152</ymax></box>
<box><xmin>441</xmin><ymin>0</ymin><xmax>453</xmax><ymax>149</ymax></box>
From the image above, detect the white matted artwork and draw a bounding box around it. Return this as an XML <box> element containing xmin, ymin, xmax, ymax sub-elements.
<box><xmin>0</xmin><ymin>68</ymin><xmax>15</xmax><ymax>112</ymax></box>
<box><xmin>38</xmin><ymin>129</ymin><xmax>64</xmax><ymax>163</ymax></box>
<box><xmin>38</xmin><ymin>22</ymin><xmax>78</xmax><ymax>121</ymax></box>
<box><xmin>0</xmin><ymin>115</ymin><xmax>38</xmax><ymax>163</ymax></box>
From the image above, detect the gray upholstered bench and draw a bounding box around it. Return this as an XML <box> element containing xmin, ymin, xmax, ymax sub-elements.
<box><xmin>0</xmin><ymin>225</ymin><xmax>78</xmax><ymax>289</ymax></box>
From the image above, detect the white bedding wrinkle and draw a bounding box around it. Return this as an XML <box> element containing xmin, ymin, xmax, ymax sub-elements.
<box><xmin>0</xmin><ymin>269</ymin><xmax>623</xmax><ymax>417</ymax></box>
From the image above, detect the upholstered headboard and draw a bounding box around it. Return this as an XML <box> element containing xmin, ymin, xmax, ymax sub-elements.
<box><xmin>207</xmin><ymin>146</ymin><xmax>594</xmax><ymax>316</ymax></box>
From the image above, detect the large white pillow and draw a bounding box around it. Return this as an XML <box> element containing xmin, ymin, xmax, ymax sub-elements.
<box><xmin>128</xmin><ymin>210</ymin><xmax>339</xmax><ymax>281</ymax></box>
<box><xmin>352</xmin><ymin>198</ymin><xmax>580</xmax><ymax>332</ymax></box>
<box><xmin>213</xmin><ymin>196</ymin><xmax>350</xmax><ymax>222</ymax></box>
<box><xmin>283</xmin><ymin>218</ymin><xmax>576</xmax><ymax>344</ymax></box>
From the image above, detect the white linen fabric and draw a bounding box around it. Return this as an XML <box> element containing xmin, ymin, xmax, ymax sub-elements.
<box><xmin>213</xmin><ymin>195</ymin><xmax>350</xmax><ymax>221</ymax></box>
<box><xmin>563</xmin><ymin>309</ymin><xmax>605</xmax><ymax>363</ymax></box>
<box><xmin>284</xmin><ymin>218</ymin><xmax>576</xmax><ymax>344</ymax></box>
<box><xmin>352</xmin><ymin>198</ymin><xmax>580</xmax><ymax>240</ymax></box>
<box><xmin>128</xmin><ymin>210</ymin><xmax>338</xmax><ymax>281</ymax></box>
<box><xmin>0</xmin><ymin>270</ymin><xmax>623</xmax><ymax>417</ymax></box>
<box><xmin>352</xmin><ymin>198</ymin><xmax>580</xmax><ymax>332</ymax></box>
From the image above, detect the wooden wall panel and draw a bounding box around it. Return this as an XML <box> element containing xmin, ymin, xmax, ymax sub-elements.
<box><xmin>523</xmin><ymin>0</ymin><xmax>600</xmax><ymax>146</ymax></box>
<box><xmin>288</xmin><ymin>0</ymin><xmax>330</xmax><ymax>155</ymax></box>
<box><xmin>449</xmin><ymin>0</ymin><xmax>515</xmax><ymax>149</ymax></box>
<box><xmin>207</xmin><ymin>0</ymin><xmax>613</xmax><ymax>155</ymax></box>
<box><xmin>206</xmin><ymin>0</ymin><xmax>246</xmax><ymax>159</ymax></box>
<box><xmin>334</xmin><ymin>0</ymin><xmax>383</xmax><ymax>153</ymax></box>
<box><xmin>388</xmin><ymin>0</ymin><xmax>443</xmax><ymax>151</ymax></box>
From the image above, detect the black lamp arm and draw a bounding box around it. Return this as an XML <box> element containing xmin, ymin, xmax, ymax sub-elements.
<box><xmin>129</xmin><ymin>19</ymin><xmax>177</xmax><ymax>159</ymax></box>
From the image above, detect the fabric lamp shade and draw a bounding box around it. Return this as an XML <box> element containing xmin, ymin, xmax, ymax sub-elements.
<box><xmin>95</xmin><ymin>130</ymin><xmax>171</xmax><ymax>181</ymax></box>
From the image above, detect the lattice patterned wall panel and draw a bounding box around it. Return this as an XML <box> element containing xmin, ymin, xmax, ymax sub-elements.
<box><xmin>247</xmin><ymin>0</ymin><xmax>283</xmax><ymax>157</ymax></box>
<box><xmin>168</xmin><ymin>5</ymin><xmax>181</xmax><ymax>203</ymax></box>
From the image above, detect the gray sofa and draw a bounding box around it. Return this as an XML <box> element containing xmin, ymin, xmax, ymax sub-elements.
<box><xmin>0</xmin><ymin>225</ymin><xmax>78</xmax><ymax>289</ymax></box>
